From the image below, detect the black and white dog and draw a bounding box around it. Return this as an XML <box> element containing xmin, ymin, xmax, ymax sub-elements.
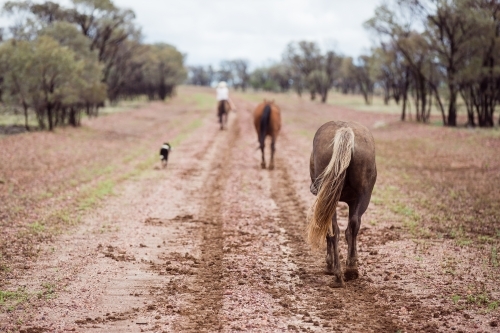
<box><xmin>160</xmin><ymin>142</ymin><xmax>171</xmax><ymax>168</ymax></box>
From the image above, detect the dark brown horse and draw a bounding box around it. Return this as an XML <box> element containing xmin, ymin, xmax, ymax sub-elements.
<box><xmin>218</xmin><ymin>100</ymin><xmax>230</xmax><ymax>130</ymax></box>
<box><xmin>253</xmin><ymin>100</ymin><xmax>281</xmax><ymax>170</ymax></box>
<box><xmin>308</xmin><ymin>121</ymin><xmax>377</xmax><ymax>287</ymax></box>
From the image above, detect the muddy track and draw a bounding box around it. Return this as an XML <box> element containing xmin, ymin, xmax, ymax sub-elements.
<box><xmin>164</xmin><ymin>99</ymin><xmax>404</xmax><ymax>332</ymax></box>
<box><xmin>269</xmin><ymin>156</ymin><xmax>399</xmax><ymax>332</ymax></box>
<box><xmin>176</xmin><ymin>111</ymin><xmax>241</xmax><ymax>331</ymax></box>
<box><xmin>4</xmin><ymin>93</ymin><xmax>498</xmax><ymax>333</ymax></box>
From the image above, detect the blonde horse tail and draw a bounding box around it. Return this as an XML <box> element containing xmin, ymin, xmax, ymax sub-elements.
<box><xmin>307</xmin><ymin>127</ymin><xmax>355</xmax><ymax>248</ymax></box>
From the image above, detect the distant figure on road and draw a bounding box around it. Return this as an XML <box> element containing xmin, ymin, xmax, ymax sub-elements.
<box><xmin>216</xmin><ymin>81</ymin><xmax>235</xmax><ymax>130</ymax></box>
<box><xmin>159</xmin><ymin>142</ymin><xmax>171</xmax><ymax>168</ymax></box>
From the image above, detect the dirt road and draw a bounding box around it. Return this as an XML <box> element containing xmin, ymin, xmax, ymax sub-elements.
<box><xmin>1</xmin><ymin>89</ymin><xmax>499</xmax><ymax>332</ymax></box>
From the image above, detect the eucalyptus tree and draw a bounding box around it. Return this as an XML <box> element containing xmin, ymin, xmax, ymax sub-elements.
<box><xmin>153</xmin><ymin>43</ymin><xmax>187</xmax><ymax>100</ymax></box>
<box><xmin>283</xmin><ymin>41</ymin><xmax>323</xmax><ymax>100</ymax></box>
<box><xmin>230</xmin><ymin>59</ymin><xmax>250</xmax><ymax>91</ymax></box>
<box><xmin>0</xmin><ymin>39</ymin><xmax>33</xmax><ymax>129</ymax></box>
<box><xmin>338</xmin><ymin>57</ymin><xmax>358</xmax><ymax>95</ymax></box>
<box><xmin>268</xmin><ymin>63</ymin><xmax>293</xmax><ymax>92</ymax></box>
<box><xmin>188</xmin><ymin>66</ymin><xmax>213</xmax><ymax>86</ymax></box>
<box><xmin>365</xmin><ymin>2</ymin><xmax>440</xmax><ymax>123</ymax></box>
<box><xmin>40</xmin><ymin>21</ymin><xmax>105</xmax><ymax>120</ymax></box>
<box><xmin>457</xmin><ymin>0</ymin><xmax>500</xmax><ymax>127</ymax></box>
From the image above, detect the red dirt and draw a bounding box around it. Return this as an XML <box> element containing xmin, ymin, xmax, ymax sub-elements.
<box><xmin>1</xmin><ymin>87</ymin><xmax>499</xmax><ymax>332</ymax></box>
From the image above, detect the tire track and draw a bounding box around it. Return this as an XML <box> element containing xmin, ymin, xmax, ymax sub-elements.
<box><xmin>270</xmin><ymin>157</ymin><xmax>400</xmax><ymax>331</ymax></box>
<box><xmin>173</xmin><ymin>112</ymin><xmax>241</xmax><ymax>331</ymax></box>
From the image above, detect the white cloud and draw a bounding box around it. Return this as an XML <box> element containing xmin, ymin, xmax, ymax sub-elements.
<box><xmin>0</xmin><ymin>0</ymin><xmax>383</xmax><ymax>67</ymax></box>
<box><xmin>117</xmin><ymin>0</ymin><xmax>382</xmax><ymax>67</ymax></box>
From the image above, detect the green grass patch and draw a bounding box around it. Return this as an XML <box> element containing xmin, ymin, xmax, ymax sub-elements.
<box><xmin>28</xmin><ymin>222</ymin><xmax>45</xmax><ymax>235</ymax></box>
<box><xmin>170</xmin><ymin>118</ymin><xmax>203</xmax><ymax>147</ymax></box>
<box><xmin>38</xmin><ymin>283</ymin><xmax>56</xmax><ymax>300</ymax></box>
<box><xmin>192</xmin><ymin>93</ymin><xmax>216</xmax><ymax>110</ymax></box>
<box><xmin>0</xmin><ymin>288</ymin><xmax>29</xmax><ymax>310</ymax></box>
<box><xmin>295</xmin><ymin>129</ymin><xmax>315</xmax><ymax>140</ymax></box>
<box><xmin>370</xmin><ymin>184</ymin><xmax>430</xmax><ymax>236</ymax></box>
<box><xmin>466</xmin><ymin>292</ymin><xmax>495</xmax><ymax>307</ymax></box>
<box><xmin>448</xmin><ymin>225</ymin><xmax>474</xmax><ymax>247</ymax></box>
<box><xmin>98</xmin><ymin>97</ymin><xmax>148</xmax><ymax>116</ymax></box>
<box><xmin>78</xmin><ymin>179</ymin><xmax>115</xmax><ymax>210</ymax></box>
<box><xmin>0</xmin><ymin>282</ymin><xmax>58</xmax><ymax>312</ymax></box>
<box><xmin>37</xmin><ymin>191</ymin><xmax>54</xmax><ymax>200</ymax></box>
<box><xmin>488</xmin><ymin>300</ymin><xmax>499</xmax><ymax>310</ymax></box>
<box><xmin>327</xmin><ymin>91</ymin><xmax>407</xmax><ymax>115</ymax></box>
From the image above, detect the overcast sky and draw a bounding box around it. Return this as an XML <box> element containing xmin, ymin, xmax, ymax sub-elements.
<box><xmin>1</xmin><ymin>0</ymin><xmax>383</xmax><ymax>68</ymax></box>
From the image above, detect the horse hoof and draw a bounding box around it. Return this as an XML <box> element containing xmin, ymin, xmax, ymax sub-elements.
<box><xmin>268</xmin><ymin>164</ymin><xmax>274</xmax><ymax>170</ymax></box>
<box><xmin>344</xmin><ymin>267</ymin><xmax>359</xmax><ymax>281</ymax></box>
<box><xmin>329</xmin><ymin>276</ymin><xmax>345</xmax><ymax>288</ymax></box>
<box><xmin>261</xmin><ymin>163</ymin><xmax>266</xmax><ymax>169</ymax></box>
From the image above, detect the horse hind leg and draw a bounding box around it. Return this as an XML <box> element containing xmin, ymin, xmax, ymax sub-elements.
<box><xmin>327</xmin><ymin>211</ymin><xmax>344</xmax><ymax>287</ymax></box>
<box><xmin>219</xmin><ymin>112</ymin><xmax>224</xmax><ymax>130</ymax></box>
<box><xmin>344</xmin><ymin>196</ymin><xmax>369</xmax><ymax>281</ymax></box>
<box><xmin>268</xmin><ymin>136</ymin><xmax>276</xmax><ymax>170</ymax></box>
<box><xmin>260</xmin><ymin>144</ymin><xmax>266</xmax><ymax>169</ymax></box>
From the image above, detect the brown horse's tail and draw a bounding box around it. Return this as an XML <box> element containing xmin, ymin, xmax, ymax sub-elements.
<box><xmin>259</xmin><ymin>104</ymin><xmax>271</xmax><ymax>149</ymax></box>
<box><xmin>307</xmin><ymin>127</ymin><xmax>354</xmax><ymax>248</ymax></box>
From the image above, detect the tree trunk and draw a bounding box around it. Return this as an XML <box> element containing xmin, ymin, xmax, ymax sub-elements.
<box><xmin>401</xmin><ymin>93</ymin><xmax>407</xmax><ymax>121</ymax></box>
<box><xmin>447</xmin><ymin>88</ymin><xmax>457</xmax><ymax>126</ymax></box>
<box><xmin>47</xmin><ymin>104</ymin><xmax>54</xmax><ymax>131</ymax></box>
<box><xmin>321</xmin><ymin>89</ymin><xmax>328</xmax><ymax>103</ymax></box>
<box><xmin>22</xmin><ymin>102</ymin><xmax>30</xmax><ymax>131</ymax></box>
<box><xmin>310</xmin><ymin>90</ymin><xmax>316</xmax><ymax>101</ymax></box>
<box><xmin>415</xmin><ymin>88</ymin><xmax>421</xmax><ymax>122</ymax></box>
<box><xmin>425</xmin><ymin>91</ymin><xmax>432</xmax><ymax>122</ymax></box>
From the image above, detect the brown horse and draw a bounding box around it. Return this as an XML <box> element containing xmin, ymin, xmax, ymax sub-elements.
<box><xmin>308</xmin><ymin>121</ymin><xmax>377</xmax><ymax>287</ymax></box>
<box><xmin>253</xmin><ymin>100</ymin><xmax>281</xmax><ymax>170</ymax></box>
<box><xmin>218</xmin><ymin>100</ymin><xmax>230</xmax><ymax>130</ymax></box>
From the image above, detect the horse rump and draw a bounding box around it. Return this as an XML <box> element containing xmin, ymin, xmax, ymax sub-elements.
<box><xmin>307</xmin><ymin>127</ymin><xmax>354</xmax><ymax>248</ymax></box>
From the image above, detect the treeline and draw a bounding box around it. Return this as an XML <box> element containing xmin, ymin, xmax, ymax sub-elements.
<box><xmin>188</xmin><ymin>42</ymin><xmax>380</xmax><ymax>105</ymax></box>
<box><xmin>188</xmin><ymin>59</ymin><xmax>250</xmax><ymax>91</ymax></box>
<box><xmin>190</xmin><ymin>0</ymin><xmax>500</xmax><ymax>127</ymax></box>
<box><xmin>0</xmin><ymin>0</ymin><xmax>186</xmax><ymax>131</ymax></box>
<box><xmin>366</xmin><ymin>0</ymin><xmax>500</xmax><ymax>127</ymax></box>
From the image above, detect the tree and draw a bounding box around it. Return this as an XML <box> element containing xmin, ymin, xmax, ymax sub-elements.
<box><xmin>421</xmin><ymin>0</ymin><xmax>484</xmax><ymax>126</ymax></box>
<box><xmin>457</xmin><ymin>0</ymin><xmax>500</xmax><ymax>127</ymax></box>
<box><xmin>218</xmin><ymin>60</ymin><xmax>233</xmax><ymax>86</ymax></box>
<box><xmin>0</xmin><ymin>0</ymin><xmax>186</xmax><ymax>131</ymax></box>
<box><xmin>40</xmin><ymin>21</ymin><xmax>105</xmax><ymax>121</ymax></box>
<box><xmin>353</xmin><ymin>55</ymin><xmax>375</xmax><ymax>105</ymax></box>
<box><xmin>27</xmin><ymin>35</ymin><xmax>84</xmax><ymax>130</ymax></box>
<box><xmin>0</xmin><ymin>39</ymin><xmax>34</xmax><ymax>129</ymax></box>
<box><xmin>230</xmin><ymin>59</ymin><xmax>250</xmax><ymax>91</ymax></box>
<box><xmin>338</xmin><ymin>57</ymin><xmax>357</xmax><ymax>95</ymax></box>
<box><xmin>283</xmin><ymin>41</ymin><xmax>322</xmax><ymax>100</ymax></box>
<box><xmin>153</xmin><ymin>43</ymin><xmax>187</xmax><ymax>100</ymax></box>
<box><xmin>365</xmin><ymin>2</ymin><xmax>439</xmax><ymax>122</ymax></box>
<box><xmin>188</xmin><ymin>65</ymin><xmax>213</xmax><ymax>86</ymax></box>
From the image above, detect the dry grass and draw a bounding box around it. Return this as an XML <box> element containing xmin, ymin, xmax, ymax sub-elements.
<box><xmin>236</xmin><ymin>89</ymin><xmax>500</xmax><ymax>245</ymax></box>
<box><xmin>0</xmin><ymin>87</ymin><xmax>214</xmax><ymax>285</ymax></box>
